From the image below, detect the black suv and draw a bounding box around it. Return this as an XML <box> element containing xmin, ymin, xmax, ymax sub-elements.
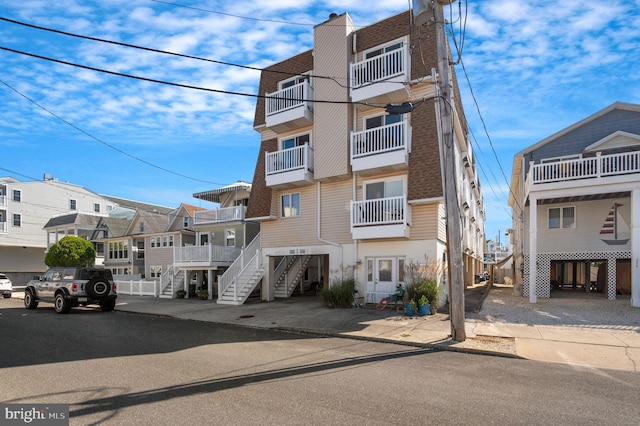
<box><xmin>25</xmin><ymin>267</ymin><xmax>117</xmax><ymax>314</ymax></box>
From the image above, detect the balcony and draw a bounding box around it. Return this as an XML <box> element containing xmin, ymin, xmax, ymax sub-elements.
<box><xmin>173</xmin><ymin>244</ymin><xmax>242</xmax><ymax>269</ymax></box>
<box><xmin>0</xmin><ymin>195</ymin><xmax>6</xmax><ymax>206</ymax></box>
<box><xmin>194</xmin><ymin>206</ymin><xmax>246</xmax><ymax>225</ymax></box>
<box><xmin>351</xmin><ymin>121</ymin><xmax>410</xmax><ymax>175</ymax></box>
<box><xmin>265</xmin><ymin>144</ymin><xmax>314</xmax><ymax>189</ymax></box>
<box><xmin>265</xmin><ymin>80</ymin><xmax>314</xmax><ymax>132</ymax></box>
<box><xmin>351</xmin><ymin>196</ymin><xmax>411</xmax><ymax>239</ymax></box>
<box><xmin>526</xmin><ymin>151</ymin><xmax>640</xmax><ymax>196</ymax></box>
<box><xmin>0</xmin><ymin>221</ymin><xmax>6</xmax><ymax>233</ymax></box>
<box><xmin>350</xmin><ymin>46</ymin><xmax>409</xmax><ymax>104</ymax></box>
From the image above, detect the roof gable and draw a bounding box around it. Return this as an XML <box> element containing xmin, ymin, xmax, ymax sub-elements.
<box><xmin>584</xmin><ymin>130</ymin><xmax>640</xmax><ymax>153</ymax></box>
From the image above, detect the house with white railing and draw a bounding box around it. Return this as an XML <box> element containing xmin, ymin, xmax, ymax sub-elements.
<box><xmin>169</xmin><ymin>182</ymin><xmax>260</xmax><ymax>302</ymax></box>
<box><xmin>509</xmin><ymin>102</ymin><xmax>640</xmax><ymax>307</ymax></box>
<box><xmin>243</xmin><ymin>11</ymin><xmax>486</xmax><ymax>306</ymax></box>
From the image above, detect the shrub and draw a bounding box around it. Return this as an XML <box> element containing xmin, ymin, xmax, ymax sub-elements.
<box><xmin>45</xmin><ymin>235</ymin><xmax>96</xmax><ymax>267</ymax></box>
<box><xmin>404</xmin><ymin>259</ymin><xmax>445</xmax><ymax>308</ymax></box>
<box><xmin>320</xmin><ymin>277</ymin><xmax>355</xmax><ymax>308</ymax></box>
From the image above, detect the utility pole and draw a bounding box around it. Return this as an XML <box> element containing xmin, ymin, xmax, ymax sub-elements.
<box><xmin>433</xmin><ymin>1</ymin><xmax>466</xmax><ymax>341</ymax></box>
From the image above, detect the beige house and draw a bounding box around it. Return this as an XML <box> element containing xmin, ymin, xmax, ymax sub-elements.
<box><xmin>223</xmin><ymin>11</ymin><xmax>486</xmax><ymax>306</ymax></box>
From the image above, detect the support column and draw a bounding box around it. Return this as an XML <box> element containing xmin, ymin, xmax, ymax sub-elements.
<box><xmin>529</xmin><ymin>195</ymin><xmax>538</xmax><ymax>303</ymax></box>
<box><xmin>261</xmin><ymin>255</ymin><xmax>275</xmax><ymax>302</ymax></box>
<box><xmin>632</xmin><ymin>189</ymin><xmax>640</xmax><ymax>307</ymax></box>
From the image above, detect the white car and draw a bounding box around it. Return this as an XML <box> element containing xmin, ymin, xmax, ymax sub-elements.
<box><xmin>0</xmin><ymin>273</ymin><xmax>12</xmax><ymax>298</ymax></box>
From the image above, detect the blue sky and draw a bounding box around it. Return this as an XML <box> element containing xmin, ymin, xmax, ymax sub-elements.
<box><xmin>1</xmin><ymin>0</ymin><xmax>639</xmax><ymax>245</ymax></box>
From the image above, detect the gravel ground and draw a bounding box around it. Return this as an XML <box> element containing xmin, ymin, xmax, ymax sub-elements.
<box><xmin>468</xmin><ymin>284</ymin><xmax>640</xmax><ymax>332</ymax></box>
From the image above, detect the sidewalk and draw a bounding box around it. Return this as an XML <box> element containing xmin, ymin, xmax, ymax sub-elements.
<box><xmin>113</xmin><ymin>283</ymin><xmax>640</xmax><ymax>372</ymax></box>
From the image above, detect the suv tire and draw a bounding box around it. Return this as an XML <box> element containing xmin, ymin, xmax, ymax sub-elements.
<box><xmin>86</xmin><ymin>280</ymin><xmax>110</xmax><ymax>298</ymax></box>
<box><xmin>24</xmin><ymin>290</ymin><xmax>38</xmax><ymax>309</ymax></box>
<box><xmin>54</xmin><ymin>293</ymin><xmax>72</xmax><ymax>314</ymax></box>
<box><xmin>100</xmin><ymin>299</ymin><xmax>116</xmax><ymax>312</ymax></box>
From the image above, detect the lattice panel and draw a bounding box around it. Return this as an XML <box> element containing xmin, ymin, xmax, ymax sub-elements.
<box><xmin>522</xmin><ymin>251</ymin><xmax>630</xmax><ymax>300</ymax></box>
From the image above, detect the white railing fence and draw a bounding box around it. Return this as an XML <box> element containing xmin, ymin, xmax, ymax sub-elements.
<box><xmin>265</xmin><ymin>80</ymin><xmax>313</xmax><ymax>116</ymax></box>
<box><xmin>218</xmin><ymin>233</ymin><xmax>262</xmax><ymax>298</ymax></box>
<box><xmin>350</xmin><ymin>48</ymin><xmax>405</xmax><ymax>88</ymax></box>
<box><xmin>194</xmin><ymin>206</ymin><xmax>245</xmax><ymax>224</ymax></box>
<box><xmin>351</xmin><ymin>196</ymin><xmax>408</xmax><ymax>226</ymax></box>
<box><xmin>265</xmin><ymin>145</ymin><xmax>314</xmax><ymax>175</ymax></box>
<box><xmin>116</xmin><ymin>280</ymin><xmax>159</xmax><ymax>296</ymax></box>
<box><xmin>531</xmin><ymin>151</ymin><xmax>640</xmax><ymax>184</ymax></box>
<box><xmin>174</xmin><ymin>244</ymin><xmax>242</xmax><ymax>264</ymax></box>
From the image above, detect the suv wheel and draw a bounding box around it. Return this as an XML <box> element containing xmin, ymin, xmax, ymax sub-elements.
<box><xmin>3</xmin><ymin>293</ymin><xmax>11</xmax><ymax>298</ymax></box>
<box><xmin>54</xmin><ymin>293</ymin><xmax>72</xmax><ymax>314</ymax></box>
<box><xmin>86</xmin><ymin>280</ymin><xmax>110</xmax><ymax>298</ymax></box>
<box><xmin>24</xmin><ymin>291</ymin><xmax>38</xmax><ymax>309</ymax></box>
<box><xmin>100</xmin><ymin>299</ymin><xmax>116</xmax><ymax>312</ymax></box>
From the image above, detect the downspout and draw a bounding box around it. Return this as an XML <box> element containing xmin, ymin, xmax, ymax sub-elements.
<box><xmin>317</xmin><ymin>181</ymin><xmax>343</xmax><ymax>281</ymax></box>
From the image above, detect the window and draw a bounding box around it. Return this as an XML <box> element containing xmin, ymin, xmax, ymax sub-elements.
<box><xmin>225</xmin><ymin>229</ymin><xmax>236</xmax><ymax>247</ymax></box>
<box><xmin>94</xmin><ymin>203</ymin><xmax>100</xmax><ymax>213</ymax></box>
<box><xmin>12</xmin><ymin>214</ymin><xmax>21</xmax><ymax>227</ymax></box>
<box><xmin>279</xmin><ymin>75</ymin><xmax>307</xmax><ymax>90</ymax></box>
<box><xmin>281</xmin><ymin>193</ymin><xmax>300</xmax><ymax>217</ymax></box>
<box><xmin>140</xmin><ymin>222</ymin><xmax>145</xmax><ymax>233</ymax></box>
<box><xmin>168</xmin><ymin>236</ymin><xmax>174</xmax><ymax>247</ymax></box>
<box><xmin>365</xmin><ymin>179</ymin><xmax>404</xmax><ymax>200</ymax></box>
<box><xmin>94</xmin><ymin>242</ymin><xmax>104</xmax><ymax>257</ymax></box>
<box><xmin>12</xmin><ymin>190</ymin><xmax>21</xmax><ymax>202</ymax></box>
<box><xmin>70</xmin><ymin>199</ymin><xmax>77</xmax><ymax>210</ymax></box>
<box><xmin>150</xmin><ymin>266</ymin><xmax>162</xmax><ymax>278</ymax></box>
<box><xmin>281</xmin><ymin>133</ymin><xmax>310</xmax><ymax>150</ymax></box>
<box><xmin>549</xmin><ymin>207</ymin><xmax>575</xmax><ymax>229</ymax></box>
<box><xmin>183</xmin><ymin>216</ymin><xmax>189</xmax><ymax>228</ymax></box>
<box><xmin>365</xmin><ymin>113</ymin><xmax>402</xmax><ymax>130</ymax></box>
<box><xmin>108</xmin><ymin>241</ymin><xmax>129</xmax><ymax>259</ymax></box>
<box><xmin>137</xmin><ymin>241</ymin><xmax>145</xmax><ymax>259</ymax></box>
<box><xmin>162</xmin><ymin>236</ymin><xmax>168</xmax><ymax>247</ymax></box>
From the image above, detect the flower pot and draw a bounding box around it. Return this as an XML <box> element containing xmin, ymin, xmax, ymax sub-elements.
<box><xmin>430</xmin><ymin>305</ymin><xmax>438</xmax><ymax>315</ymax></box>
<box><xmin>418</xmin><ymin>304</ymin><xmax>430</xmax><ymax>316</ymax></box>
<box><xmin>405</xmin><ymin>303</ymin><xmax>416</xmax><ymax>316</ymax></box>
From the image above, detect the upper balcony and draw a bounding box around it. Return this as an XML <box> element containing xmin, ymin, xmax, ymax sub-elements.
<box><xmin>265</xmin><ymin>81</ymin><xmax>314</xmax><ymax>132</ymax></box>
<box><xmin>526</xmin><ymin>151</ymin><xmax>640</xmax><ymax>197</ymax></box>
<box><xmin>194</xmin><ymin>206</ymin><xmax>246</xmax><ymax>225</ymax></box>
<box><xmin>350</xmin><ymin>120</ymin><xmax>410</xmax><ymax>175</ymax></box>
<box><xmin>173</xmin><ymin>244</ymin><xmax>242</xmax><ymax>269</ymax></box>
<box><xmin>350</xmin><ymin>46</ymin><xmax>409</xmax><ymax>104</ymax></box>
<box><xmin>265</xmin><ymin>144</ymin><xmax>314</xmax><ymax>189</ymax></box>
<box><xmin>351</xmin><ymin>196</ymin><xmax>411</xmax><ymax>240</ymax></box>
<box><xmin>0</xmin><ymin>194</ymin><xmax>6</xmax><ymax>206</ymax></box>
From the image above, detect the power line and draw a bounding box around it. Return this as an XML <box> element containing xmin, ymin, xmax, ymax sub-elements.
<box><xmin>0</xmin><ymin>45</ymin><xmax>386</xmax><ymax>106</ymax></box>
<box><xmin>0</xmin><ymin>79</ymin><xmax>226</xmax><ymax>186</ymax></box>
<box><xmin>459</xmin><ymin>58</ymin><xmax>524</xmax><ymax>215</ymax></box>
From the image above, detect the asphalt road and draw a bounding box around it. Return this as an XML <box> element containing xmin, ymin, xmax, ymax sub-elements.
<box><xmin>1</xmin><ymin>298</ymin><xmax>639</xmax><ymax>425</ymax></box>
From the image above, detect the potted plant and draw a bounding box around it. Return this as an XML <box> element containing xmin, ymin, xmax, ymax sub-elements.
<box><xmin>406</xmin><ymin>299</ymin><xmax>417</xmax><ymax>316</ymax></box>
<box><xmin>423</xmin><ymin>280</ymin><xmax>441</xmax><ymax>315</ymax></box>
<box><xmin>176</xmin><ymin>289</ymin><xmax>186</xmax><ymax>299</ymax></box>
<box><xmin>418</xmin><ymin>295</ymin><xmax>430</xmax><ymax>316</ymax></box>
<box><xmin>197</xmin><ymin>289</ymin><xmax>209</xmax><ymax>300</ymax></box>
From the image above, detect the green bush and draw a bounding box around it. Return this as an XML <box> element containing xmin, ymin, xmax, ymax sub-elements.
<box><xmin>404</xmin><ymin>259</ymin><xmax>444</xmax><ymax>308</ymax></box>
<box><xmin>320</xmin><ymin>278</ymin><xmax>355</xmax><ymax>308</ymax></box>
<box><xmin>45</xmin><ymin>235</ymin><xmax>96</xmax><ymax>267</ymax></box>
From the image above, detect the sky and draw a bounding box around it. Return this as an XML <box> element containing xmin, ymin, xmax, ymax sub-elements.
<box><xmin>1</xmin><ymin>0</ymin><xmax>639</xmax><ymax>246</ymax></box>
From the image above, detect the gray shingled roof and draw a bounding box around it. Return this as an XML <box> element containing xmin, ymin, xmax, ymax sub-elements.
<box><xmin>101</xmin><ymin>195</ymin><xmax>174</xmax><ymax>215</ymax></box>
<box><xmin>43</xmin><ymin>213</ymin><xmax>102</xmax><ymax>229</ymax></box>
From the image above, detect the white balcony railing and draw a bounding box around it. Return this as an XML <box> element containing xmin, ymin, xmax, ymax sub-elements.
<box><xmin>173</xmin><ymin>244</ymin><xmax>241</xmax><ymax>264</ymax></box>
<box><xmin>350</xmin><ymin>48</ymin><xmax>405</xmax><ymax>88</ymax></box>
<box><xmin>531</xmin><ymin>151</ymin><xmax>640</xmax><ymax>184</ymax></box>
<box><xmin>265</xmin><ymin>80</ymin><xmax>313</xmax><ymax>117</ymax></box>
<box><xmin>351</xmin><ymin>121</ymin><xmax>408</xmax><ymax>159</ymax></box>
<box><xmin>0</xmin><ymin>221</ymin><xmax>6</xmax><ymax>233</ymax></box>
<box><xmin>194</xmin><ymin>206</ymin><xmax>245</xmax><ymax>224</ymax></box>
<box><xmin>0</xmin><ymin>195</ymin><xmax>6</xmax><ymax>206</ymax></box>
<box><xmin>351</xmin><ymin>196</ymin><xmax>409</xmax><ymax>227</ymax></box>
<box><xmin>266</xmin><ymin>144</ymin><xmax>314</xmax><ymax>176</ymax></box>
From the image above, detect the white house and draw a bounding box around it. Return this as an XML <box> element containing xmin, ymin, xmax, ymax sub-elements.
<box><xmin>0</xmin><ymin>175</ymin><xmax>117</xmax><ymax>283</ymax></box>
<box><xmin>509</xmin><ymin>102</ymin><xmax>640</xmax><ymax>307</ymax></box>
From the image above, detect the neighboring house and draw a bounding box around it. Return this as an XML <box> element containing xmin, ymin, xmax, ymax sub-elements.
<box><xmin>509</xmin><ymin>102</ymin><xmax>640</xmax><ymax>307</ymax></box>
<box><xmin>143</xmin><ymin>203</ymin><xmax>205</xmax><ymax>298</ymax></box>
<box><xmin>237</xmin><ymin>11</ymin><xmax>485</xmax><ymax>306</ymax></box>
<box><xmin>0</xmin><ymin>175</ymin><xmax>117</xmax><ymax>283</ymax></box>
<box><xmin>172</xmin><ymin>182</ymin><xmax>260</xmax><ymax>300</ymax></box>
<box><xmin>95</xmin><ymin>210</ymin><xmax>169</xmax><ymax>277</ymax></box>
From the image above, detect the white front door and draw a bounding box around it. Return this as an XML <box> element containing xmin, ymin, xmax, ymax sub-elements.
<box><xmin>366</xmin><ymin>257</ymin><xmax>405</xmax><ymax>303</ymax></box>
